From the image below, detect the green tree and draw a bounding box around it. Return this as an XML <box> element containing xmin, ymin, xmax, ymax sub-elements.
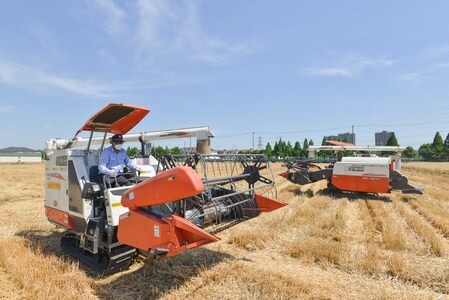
<box><xmin>418</xmin><ymin>143</ymin><xmax>434</xmax><ymax>160</ymax></box>
<box><xmin>127</xmin><ymin>146</ymin><xmax>139</xmax><ymax>157</ymax></box>
<box><xmin>386</xmin><ymin>133</ymin><xmax>399</xmax><ymax>146</ymax></box>
<box><xmin>286</xmin><ymin>141</ymin><xmax>293</xmax><ymax>157</ymax></box>
<box><xmin>170</xmin><ymin>146</ymin><xmax>181</xmax><ymax>155</ymax></box>
<box><xmin>432</xmin><ymin>131</ymin><xmax>445</xmax><ymax>158</ymax></box>
<box><xmin>301</xmin><ymin>138</ymin><xmax>309</xmax><ymax>157</ymax></box>
<box><xmin>402</xmin><ymin>146</ymin><xmax>417</xmax><ymax>158</ymax></box>
<box><xmin>273</xmin><ymin>138</ymin><xmax>287</xmax><ymax>157</ymax></box>
<box><xmin>303</xmin><ymin>138</ymin><xmax>309</xmax><ymax>150</ymax></box>
<box><xmin>265</xmin><ymin>142</ymin><xmax>273</xmax><ymax>157</ymax></box>
<box><xmin>444</xmin><ymin>133</ymin><xmax>449</xmax><ymax>148</ymax></box>
<box><xmin>444</xmin><ymin>133</ymin><xmax>449</xmax><ymax>158</ymax></box>
<box><xmin>151</xmin><ymin>145</ymin><xmax>168</xmax><ymax>158</ymax></box>
<box><xmin>293</xmin><ymin>141</ymin><xmax>302</xmax><ymax>157</ymax></box>
<box><xmin>278</xmin><ymin>138</ymin><xmax>287</xmax><ymax>157</ymax></box>
<box><xmin>433</xmin><ymin>131</ymin><xmax>444</xmax><ymax>148</ymax></box>
<box><xmin>273</xmin><ymin>141</ymin><xmax>279</xmax><ymax>157</ymax></box>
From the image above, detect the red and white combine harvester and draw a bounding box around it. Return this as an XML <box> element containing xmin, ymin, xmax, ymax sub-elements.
<box><xmin>280</xmin><ymin>141</ymin><xmax>423</xmax><ymax>195</ymax></box>
<box><xmin>44</xmin><ymin>103</ymin><xmax>286</xmax><ymax>274</ymax></box>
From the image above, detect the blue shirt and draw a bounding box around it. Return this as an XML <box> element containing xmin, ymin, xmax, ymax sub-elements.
<box><xmin>98</xmin><ymin>146</ymin><xmax>136</xmax><ymax>176</ymax></box>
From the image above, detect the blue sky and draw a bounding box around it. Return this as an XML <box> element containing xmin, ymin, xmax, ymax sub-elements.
<box><xmin>1</xmin><ymin>1</ymin><xmax>449</xmax><ymax>151</ymax></box>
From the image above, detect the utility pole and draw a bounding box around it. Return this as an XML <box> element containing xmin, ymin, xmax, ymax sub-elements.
<box><xmin>352</xmin><ymin>125</ymin><xmax>355</xmax><ymax>145</ymax></box>
<box><xmin>252</xmin><ymin>132</ymin><xmax>255</xmax><ymax>150</ymax></box>
<box><xmin>257</xmin><ymin>136</ymin><xmax>263</xmax><ymax>150</ymax></box>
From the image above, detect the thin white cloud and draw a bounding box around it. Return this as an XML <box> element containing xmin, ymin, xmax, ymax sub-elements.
<box><xmin>0</xmin><ymin>59</ymin><xmax>113</xmax><ymax>98</ymax></box>
<box><xmin>85</xmin><ymin>0</ymin><xmax>127</xmax><ymax>37</ymax></box>
<box><xmin>0</xmin><ymin>105</ymin><xmax>14</xmax><ymax>112</ymax></box>
<box><xmin>171</xmin><ymin>0</ymin><xmax>253</xmax><ymax>64</ymax></box>
<box><xmin>136</xmin><ymin>0</ymin><xmax>174</xmax><ymax>46</ymax></box>
<box><xmin>36</xmin><ymin>72</ymin><xmax>112</xmax><ymax>97</ymax></box>
<box><xmin>136</xmin><ymin>0</ymin><xmax>254</xmax><ymax>64</ymax></box>
<box><xmin>88</xmin><ymin>0</ymin><xmax>254</xmax><ymax>66</ymax></box>
<box><xmin>397</xmin><ymin>63</ymin><xmax>449</xmax><ymax>83</ymax></box>
<box><xmin>0</xmin><ymin>1</ymin><xmax>256</xmax><ymax>97</ymax></box>
<box><xmin>24</xmin><ymin>26</ymin><xmax>67</xmax><ymax>62</ymax></box>
<box><xmin>397</xmin><ymin>45</ymin><xmax>449</xmax><ymax>82</ymax></box>
<box><xmin>0</xmin><ymin>59</ymin><xmax>23</xmax><ymax>84</ymax></box>
<box><xmin>301</xmin><ymin>54</ymin><xmax>396</xmax><ymax>78</ymax></box>
<box><xmin>432</xmin><ymin>62</ymin><xmax>449</xmax><ymax>69</ymax></box>
<box><xmin>0</xmin><ymin>58</ymin><xmax>210</xmax><ymax>96</ymax></box>
<box><xmin>397</xmin><ymin>71</ymin><xmax>424</xmax><ymax>82</ymax></box>
<box><xmin>426</xmin><ymin>45</ymin><xmax>449</xmax><ymax>58</ymax></box>
<box><xmin>301</xmin><ymin>67</ymin><xmax>354</xmax><ymax>78</ymax></box>
<box><xmin>98</xmin><ymin>49</ymin><xmax>118</xmax><ymax>65</ymax></box>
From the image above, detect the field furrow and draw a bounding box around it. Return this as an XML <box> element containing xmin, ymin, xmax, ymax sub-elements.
<box><xmin>394</xmin><ymin>199</ymin><xmax>448</xmax><ymax>257</ymax></box>
<box><xmin>406</xmin><ymin>197</ymin><xmax>449</xmax><ymax>237</ymax></box>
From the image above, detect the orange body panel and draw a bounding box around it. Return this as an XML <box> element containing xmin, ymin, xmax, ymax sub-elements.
<box><xmin>45</xmin><ymin>207</ymin><xmax>75</xmax><ymax>230</ymax></box>
<box><xmin>117</xmin><ymin>210</ymin><xmax>219</xmax><ymax>256</ymax></box>
<box><xmin>332</xmin><ymin>175</ymin><xmax>390</xmax><ymax>193</ymax></box>
<box><xmin>254</xmin><ymin>193</ymin><xmax>287</xmax><ymax>212</ymax></box>
<box><xmin>121</xmin><ymin>166</ymin><xmax>204</xmax><ymax>210</ymax></box>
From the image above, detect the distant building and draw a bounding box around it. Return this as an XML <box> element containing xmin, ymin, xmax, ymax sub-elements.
<box><xmin>323</xmin><ymin>135</ymin><xmax>339</xmax><ymax>143</ymax></box>
<box><xmin>338</xmin><ymin>132</ymin><xmax>355</xmax><ymax>145</ymax></box>
<box><xmin>375</xmin><ymin>131</ymin><xmax>394</xmax><ymax>146</ymax></box>
<box><xmin>323</xmin><ymin>133</ymin><xmax>356</xmax><ymax>145</ymax></box>
<box><xmin>0</xmin><ymin>147</ymin><xmax>42</xmax><ymax>163</ymax></box>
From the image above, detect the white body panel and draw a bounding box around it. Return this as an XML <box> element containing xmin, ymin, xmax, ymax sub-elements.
<box><xmin>45</xmin><ymin>149</ymin><xmax>96</xmax><ymax>221</ymax></box>
<box><xmin>333</xmin><ymin>157</ymin><xmax>390</xmax><ymax>178</ymax></box>
<box><xmin>134</xmin><ymin>156</ymin><xmax>158</xmax><ymax>179</ymax></box>
<box><xmin>104</xmin><ymin>187</ymin><xmax>130</xmax><ymax>226</ymax></box>
<box><xmin>45</xmin><ymin>149</ymin><xmax>71</xmax><ymax>214</ymax></box>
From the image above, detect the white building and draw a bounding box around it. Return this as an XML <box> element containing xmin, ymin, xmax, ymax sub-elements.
<box><xmin>0</xmin><ymin>147</ymin><xmax>42</xmax><ymax>163</ymax></box>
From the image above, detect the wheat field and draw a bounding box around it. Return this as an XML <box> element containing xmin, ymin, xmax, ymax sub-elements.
<box><xmin>1</xmin><ymin>162</ymin><xmax>449</xmax><ymax>299</ymax></box>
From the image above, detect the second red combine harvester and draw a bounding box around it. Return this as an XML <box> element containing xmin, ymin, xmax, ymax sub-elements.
<box><xmin>280</xmin><ymin>141</ymin><xmax>423</xmax><ymax>195</ymax></box>
<box><xmin>44</xmin><ymin>103</ymin><xmax>286</xmax><ymax>274</ymax></box>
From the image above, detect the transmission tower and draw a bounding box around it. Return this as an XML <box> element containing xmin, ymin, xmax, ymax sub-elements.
<box><xmin>257</xmin><ymin>136</ymin><xmax>263</xmax><ymax>150</ymax></box>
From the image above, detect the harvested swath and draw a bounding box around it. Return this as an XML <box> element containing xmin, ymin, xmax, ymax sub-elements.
<box><xmin>407</xmin><ymin>197</ymin><xmax>449</xmax><ymax>237</ymax></box>
<box><xmin>394</xmin><ymin>198</ymin><xmax>447</xmax><ymax>257</ymax></box>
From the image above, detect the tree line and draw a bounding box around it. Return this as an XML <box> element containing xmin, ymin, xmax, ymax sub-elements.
<box><xmin>126</xmin><ymin>131</ymin><xmax>449</xmax><ymax>160</ymax></box>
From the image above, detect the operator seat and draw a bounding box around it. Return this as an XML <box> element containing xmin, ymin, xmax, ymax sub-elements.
<box><xmin>89</xmin><ymin>165</ymin><xmax>99</xmax><ymax>183</ymax></box>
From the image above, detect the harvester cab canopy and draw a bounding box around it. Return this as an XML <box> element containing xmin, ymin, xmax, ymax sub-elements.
<box><xmin>75</xmin><ymin>103</ymin><xmax>150</xmax><ymax>136</ymax></box>
<box><xmin>73</xmin><ymin>103</ymin><xmax>149</xmax><ymax>151</ymax></box>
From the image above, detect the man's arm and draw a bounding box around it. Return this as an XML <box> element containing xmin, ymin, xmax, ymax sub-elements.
<box><xmin>124</xmin><ymin>153</ymin><xmax>137</xmax><ymax>171</ymax></box>
<box><xmin>98</xmin><ymin>148</ymin><xmax>116</xmax><ymax>176</ymax></box>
